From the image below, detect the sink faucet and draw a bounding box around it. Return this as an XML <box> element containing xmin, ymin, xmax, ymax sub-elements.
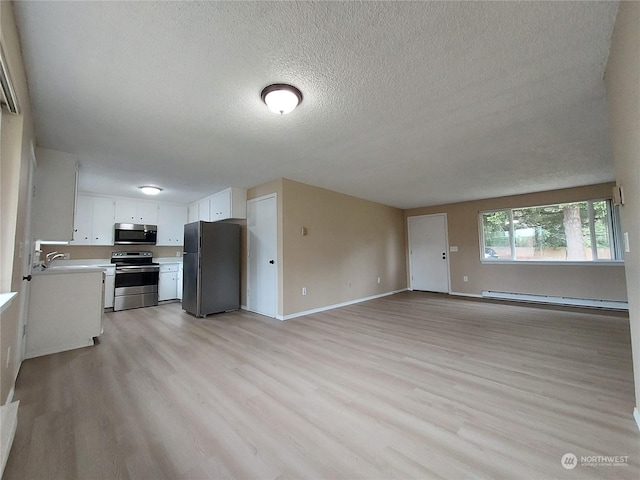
<box><xmin>44</xmin><ymin>251</ymin><xmax>65</xmax><ymax>268</ymax></box>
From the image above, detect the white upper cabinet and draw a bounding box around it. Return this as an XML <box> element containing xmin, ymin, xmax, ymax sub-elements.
<box><xmin>31</xmin><ymin>149</ymin><xmax>78</xmax><ymax>241</ymax></box>
<box><xmin>211</xmin><ymin>187</ymin><xmax>246</xmax><ymax>221</ymax></box>
<box><xmin>187</xmin><ymin>203</ymin><xmax>198</xmax><ymax>223</ymax></box>
<box><xmin>187</xmin><ymin>197</ymin><xmax>211</xmax><ymax>223</ymax></box>
<box><xmin>115</xmin><ymin>199</ymin><xmax>158</xmax><ymax>225</ymax></box>
<box><xmin>137</xmin><ymin>202</ymin><xmax>159</xmax><ymax>225</ymax></box>
<box><xmin>92</xmin><ymin>197</ymin><xmax>116</xmax><ymax>244</ymax></box>
<box><xmin>189</xmin><ymin>188</ymin><xmax>247</xmax><ymax>223</ymax></box>
<box><xmin>157</xmin><ymin>204</ymin><xmax>187</xmax><ymax>246</ymax></box>
<box><xmin>210</xmin><ymin>190</ymin><xmax>231</xmax><ymax>221</ymax></box>
<box><xmin>72</xmin><ymin>195</ymin><xmax>115</xmax><ymax>245</ymax></box>
<box><xmin>197</xmin><ymin>198</ymin><xmax>210</xmax><ymax>221</ymax></box>
<box><xmin>72</xmin><ymin>195</ymin><xmax>93</xmax><ymax>244</ymax></box>
<box><xmin>74</xmin><ymin>195</ymin><xmax>186</xmax><ymax>246</ymax></box>
<box><xmin>114</xmin><ymin>199</ymin><xmax>137</xmax><ymax>223</ymax></box>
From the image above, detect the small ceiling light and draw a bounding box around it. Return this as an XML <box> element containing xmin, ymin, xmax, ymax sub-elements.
<box><xmin>261</xmin><ymin>84</ymin><xmax>303</xmax><ymax>115</ymax></box>
<box><xmin>139</xmin><ymin>186</ymin><xmax>162</xmax><ymax>195</ymax></box>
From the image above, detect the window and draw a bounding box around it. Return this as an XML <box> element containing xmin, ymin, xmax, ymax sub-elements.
<box><xmin>480</xmin><ymin>199</ymin><xmax>623</xmax><ymax>263</ymax></box>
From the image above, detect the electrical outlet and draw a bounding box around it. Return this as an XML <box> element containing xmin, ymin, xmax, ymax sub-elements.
<box><xmin>463</xmin><ymin>276</ymin><xmax>469</xmax><ymax>282</ymax></box>
<box><xmin>63</xmin><ymin>253</ymin><xmax>70</xmax><ymax>260</ymax></box>
<box><xmin>176</xmin><ymin>251</ymin><xmax>181</xmax><ymax>257</ymax></box>
<box><xmin>302</xmin><ymin>287</ymin><xmax>307</xmax><ymax>296</ymax></box>
<box><xmin>377</xmin><ymin>277</ymin><xmax>381</xmax><ymax>284</ymax></box>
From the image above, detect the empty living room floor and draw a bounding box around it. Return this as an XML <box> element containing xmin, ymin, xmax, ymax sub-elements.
<box><xmin>5</xmin><ymin>291</ymin><xmax>639</xmax><ymax>479</ymax></box>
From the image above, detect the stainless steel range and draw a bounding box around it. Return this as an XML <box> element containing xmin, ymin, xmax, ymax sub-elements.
<box><xmin>111</xmin><ymin>251</ymin><xmax>159</xmax><ymax>311</ymax></box>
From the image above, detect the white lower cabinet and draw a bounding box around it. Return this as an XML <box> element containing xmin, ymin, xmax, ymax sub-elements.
<box><xmin>159</xmin><ymin>264</ymin><xmax>179</xmax><ymax>301</ymax></box>
<box><xmin>177</xmin><ymin>264</ymin><xmax>183</xmax><ymax>300</ymax></box>
<box><xmin>26</xmin><ymin>270</ymin><xmax>103</xmax><ymax>359</ymax></box>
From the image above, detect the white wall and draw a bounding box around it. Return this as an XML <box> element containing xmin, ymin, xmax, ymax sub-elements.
<box><xmin>605</xmin><ymin>0</ymin><xmax>640</xmax><ymax>419</ymax></box>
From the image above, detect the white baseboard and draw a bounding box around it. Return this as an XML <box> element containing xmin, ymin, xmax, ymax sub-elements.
<box><xmin>1</xmin><ymin>400</ymin><xmax>19</xmax><ymax>478</ymax></box>
<box><xmin>450</xmin><ymin>291</ymin><xmax>483</xmax><ymax>299</ymax></box>
<box><xmin>634</xmin><ymin>407</ymin><xmax>640</xmax><ymax>432</ymax></box>
<box><xmin>482</xmin><ymin>290</ymin><xmax>628</xmax><ymax>310</ymax></box>
<box><xmin>241</xmin><ymin>305</ymin><xmax>283</xmax><ymax>320</ymax></box>
<box><xmin>24</xmin><ymin>337</ymin><xmax>95</xmax><ymax>360</ymax></box>
<box><xmin>281</xmin><ymin>289</ymin><xmax>408</xmax><ymax>321</ymax></box>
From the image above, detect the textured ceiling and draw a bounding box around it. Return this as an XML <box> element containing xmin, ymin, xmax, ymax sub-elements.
<box><xmin>13</xmin><ymin>1</ymin><xmax>618</xmax><ymax>208</ymax></box>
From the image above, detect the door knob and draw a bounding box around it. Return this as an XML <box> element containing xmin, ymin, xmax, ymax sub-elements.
<box><xmin>269</xmin><ymin>260</ymin><xmax>275</xmax><ymax>264</ymax></box>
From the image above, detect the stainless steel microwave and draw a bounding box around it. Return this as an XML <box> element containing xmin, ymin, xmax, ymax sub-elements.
<box><xmin>114</xmin><ymin>223</ymin><xmax>157</xmax><ymax>245</ymax></box>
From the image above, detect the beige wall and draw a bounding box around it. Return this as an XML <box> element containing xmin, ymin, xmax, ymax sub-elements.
<box><xmin>405</xmin><ymin>183</ymin><xmax>628</xmax><ymax>301</ymax></box>
<box><xmin>0</xmin><ymin>0</ymin><xmax>36</xmax><ymax>405</ymax></box>
<box><xmin>605</xmin><ymin>1</ymin><xmax>640</xmax><ymax>411</ymax></box>
<box><xmin>281</xmin><ymin>179</ymin><xmax>407</xmax><ymax>317</ymax></box>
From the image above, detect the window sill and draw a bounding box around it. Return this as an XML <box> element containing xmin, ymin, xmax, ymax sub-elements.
<box><xmin>480</xmin><ymin>260</ymin><xmax>625</xmax><ymax>266</ymax></box>
<box><xmin>0</xmin><ymin>292</ymin><xmax>18</xmax><ymax>314</ymax></box>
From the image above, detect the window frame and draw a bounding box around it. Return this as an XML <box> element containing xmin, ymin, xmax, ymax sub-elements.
<box><xmin>478</xmin><ymin>198</ymin><xmax>624</xmax><ymax>265</ymax></box>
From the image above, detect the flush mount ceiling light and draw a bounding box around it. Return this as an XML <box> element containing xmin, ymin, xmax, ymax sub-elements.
<box><xmin>139</xmin><ymin>186</ymin><xmax>163</xmax><ymax>195</ymax></box>
<box><xmin>261</xmin><ymin>84</ymin><xmax>303</xmax><ymax>115</ymax></box>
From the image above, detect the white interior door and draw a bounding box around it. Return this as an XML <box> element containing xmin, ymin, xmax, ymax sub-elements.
<box><xmin>247</xmin><ymin>194</ymin><xmax>277</xmax><ymax>317</ymax></box>
<box><xmin>408</xmin><ymin>214</ymin><xmax>450</xmax><ymax>293</ymax></box>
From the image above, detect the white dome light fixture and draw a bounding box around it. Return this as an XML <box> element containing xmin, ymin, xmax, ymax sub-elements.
<box><xmin>261</xmin><ymin>84</ymin><xmax>303</xmax><ymax>115</ymax></box>
<box><xmin>139</xmin><ymin>186</ymin><xmax>163</xmax><ymax>195</ymax></box>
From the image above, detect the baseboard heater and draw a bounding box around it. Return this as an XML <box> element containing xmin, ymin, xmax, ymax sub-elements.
<box><xmin>482</xmin><ymin>291</ymin><xmax>628</xmax><ymax>311</ymax></box>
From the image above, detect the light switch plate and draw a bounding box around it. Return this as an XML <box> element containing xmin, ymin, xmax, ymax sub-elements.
<box><xmin>624</xmin><ymin>232</ymin><xmax>630</xmax><ymax>253</ymax></box>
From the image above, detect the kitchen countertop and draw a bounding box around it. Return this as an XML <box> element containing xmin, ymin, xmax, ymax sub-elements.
<box><xmin>155</xmin><ymin>257</ymin><xmax>183</xmax><ymax>264</ymax></box>
<box><xmin>32</xmin><ymin>266</ymin><xmax>107</xmax><ymax>276</ymax></box>
<box><xmin>46</xmin><ymin>259</ymin><xmax>115</xmax><ymax>268</ymax></box>
<box><xmin>40</xmin><ymin>257</ymin><xmax>182</xmax><ymax>271</ymax></box>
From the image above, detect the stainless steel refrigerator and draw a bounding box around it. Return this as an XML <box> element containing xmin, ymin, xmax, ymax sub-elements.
<box><xmin>182</xmin><ymin>221</ymin><xmax>240</xmax><ymax>317</ymax></box>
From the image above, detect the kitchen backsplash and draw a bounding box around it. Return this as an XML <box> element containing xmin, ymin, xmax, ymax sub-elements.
<box><xmin>38</xmin><ymin>245</ymin><xmax>182</xmax><ymax>260</ymax></box>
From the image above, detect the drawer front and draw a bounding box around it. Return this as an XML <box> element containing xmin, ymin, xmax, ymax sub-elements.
<box><xmin>160</xmin><ymin>264</ymin><xmax>179</xmax><ymax>273</ymax></box>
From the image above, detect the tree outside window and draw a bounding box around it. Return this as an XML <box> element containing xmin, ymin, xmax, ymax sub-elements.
<box><xmin>481</xmin><ymin>200</ymin><xmax>621</xmax><ymax>262</ymax></box>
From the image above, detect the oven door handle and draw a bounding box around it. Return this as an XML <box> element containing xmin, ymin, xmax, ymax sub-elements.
<box><xmin>115</xmin><ymin>266</ymin><xmax>160</xmax><ymax>273</ymax></box>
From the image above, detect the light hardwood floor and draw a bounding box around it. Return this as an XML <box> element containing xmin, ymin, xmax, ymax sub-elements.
<box><xmin>4</xmin><ymin>292</ymin><xmax>639</xmax><ymax>479</ymax></box>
